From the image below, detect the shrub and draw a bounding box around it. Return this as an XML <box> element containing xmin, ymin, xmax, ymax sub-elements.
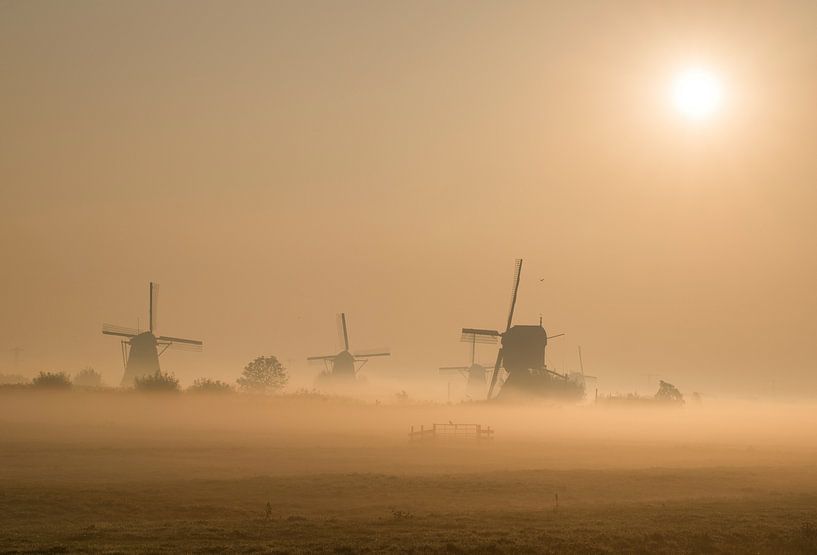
<box><xmin>74</xmin><ymin>367</ymin><xmax>103</xmax><ymax>388</ymax></box>
<box><xmin>32</xmin><ymin>371</ymin><xmax>72</xmax><ymax>390</ymax></box>
<box><xmin>134</xmin><ymin>370</ymin><xmax>180</xmax><ymax>393</ymax></box>
<box><xmin>187</xmin><ymin>377</ymin><xmax>233</xmax><ymax>394</ymax></box>
<box><xmin>237</xmin><ymin>356</ymin><xmax>288</xmax><ymax>393</ymax></box>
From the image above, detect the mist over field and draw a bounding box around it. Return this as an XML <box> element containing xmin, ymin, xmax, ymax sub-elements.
<box><xmin>4</xmin><ymin>0</ymin><xmax>817</xmax><ymax>552</ymax></box>
<box><xmin>2</xmin><ymin>389</ymin><xmax>817</xmax><ymax>552</ymax></box>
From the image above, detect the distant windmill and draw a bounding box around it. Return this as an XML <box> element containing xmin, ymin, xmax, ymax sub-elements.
<box><xmin>102</xmin><ymin>282</ymin><xmax>202</xmax><ymax>386</ymax></box>
<box><xmin>308</xmin><ymin>313</ymin><xmax>390</xmax><ymax>383</ymax></box>
<box><xmin>569</xmin><ymin>345</ymin><xmax>598</xmax><ymax>391</ymax></box>
<box><xmin>461</xmin><ymin>259</ymin><xmax>578</xmax><ymax>401</ymax></box>
<box><xmin>439</xmin><ymin>331</ymin><xmax>496</xmax><ymax>397</ymax></box>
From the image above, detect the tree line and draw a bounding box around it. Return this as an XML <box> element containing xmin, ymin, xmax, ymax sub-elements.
<box><xmin>0</xmin><ymin>355</ymin><xmax>288</xmax><ymax>394</ymax></box>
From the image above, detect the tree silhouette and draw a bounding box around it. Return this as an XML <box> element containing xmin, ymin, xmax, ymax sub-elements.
<box><xmin>655</xmin><ymin>380</ymin><xmax>684</xmax><ymax>404</ymax></box>
<box><xmin>188</xmin><ymin>377</ymin><xmax>233</xmax><ymax>394</ymax></box>
<box><xmin>74</xmin><ymin>367</ymin><xmax>103</xmax><ymax>388</ymax></box>
<box><xmin>32</xmin><ymin>371</ymin><xmax>72</xmax><ymax>390</ymax></box>
<box><xmin>237</xmin><ymin>356</ymin><xmax>288</xmax><ymax>393</ymax></box>
<box><xmin>134</xmin><ymin>370</ymin><xmax>180</xmax><ymax>393</ymax></box>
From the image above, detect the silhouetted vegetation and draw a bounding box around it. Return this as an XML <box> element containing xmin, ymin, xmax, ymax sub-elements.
<box><xmin>655</xmin><ymin>380</ymin><xmax>684</xmax><ymax>404</ymax></box>
<box><xmin>32</xmin><ymin>371</ymin><xmax>72</xmax><ymax>390</ymax></box>
<box><xmin>134</xmin><ymin>370</ymin><xmax>180</xmax><ymax>393</ymax></box>
<box><xmin>187</xmin><ymin>377</ymin><xmax>233</xmax><ymax>394</ymax></box>
<box><xmin>73</xmin><ymin>367</ymin><xmax>103</xmax><ymax>388</ymax></box>
<box><xmin>237</xmin><ymin>356</ymin><xmax>288</xmax><ymax>393</ymax></box>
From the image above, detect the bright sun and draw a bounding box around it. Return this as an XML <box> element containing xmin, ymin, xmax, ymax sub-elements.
<box><xmin>671</xmin><ymin>68</ymin><xmax>724</xmax><ymax>121</ymax></box>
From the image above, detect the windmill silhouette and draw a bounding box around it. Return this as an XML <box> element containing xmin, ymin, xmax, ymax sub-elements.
<box><xmin>308</xmin><ymin>313</ymin><xmax>389</xmax><ymax>383</ymax></box>
<box><xmin>102</xmin><ymin>282</ymin><xmax>202</xmax><ymax>386</ymax></box>
<box><xmin>439</xmin><ymin>332</ymin><xmax>496</xmax><ymax>398</ymax></box>
<box><xmin>461</xmin><ymin>259</ymin><xmax>578</xmax><ymax>400</ymax></box>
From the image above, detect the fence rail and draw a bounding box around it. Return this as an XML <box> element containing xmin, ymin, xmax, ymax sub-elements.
<box><xmin>408</xmin><ymin>423</ymin><xmax>494</xmax><ymax>442</ymax></box>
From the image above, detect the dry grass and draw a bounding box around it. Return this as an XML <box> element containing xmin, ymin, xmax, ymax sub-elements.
<box><xmin>1</xmin><ymin>391</ymin><xmax>817</xmax><ymax>553</ymax></box>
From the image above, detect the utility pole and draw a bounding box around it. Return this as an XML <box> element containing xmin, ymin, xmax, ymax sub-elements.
<box><xmin>10</xmin><ymin>347</ymin><xmax>23</xmax><ymax>371</ymax></box>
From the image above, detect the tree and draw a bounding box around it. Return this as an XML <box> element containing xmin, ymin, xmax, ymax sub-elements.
<box><xmin>237</xmin><ymin>356</ymin><xmax>288</xmax><ymax>393</ymax></box>
<box><xmin>74</xmin><ymin>367</ymin><xmax>103</xmax><ymax>388</ymax></box>
<box><xmin>655</xmin><ymin>380</ymin><xmax>684</xmax><ymax>404</ymax></box>
<box><xmin>134</xmin><ymin>370</ymin><xmax>180</xmax><ymax>393</ymax></box>
<box><xmin>187</xmin><ymin>377</ymin><xmax>234</xmax><ymax>394</ymax></box>
<box><xmin>32</xmin><ymin>371</ymin><xmax>72</xmax><ymax>390</ymax></box>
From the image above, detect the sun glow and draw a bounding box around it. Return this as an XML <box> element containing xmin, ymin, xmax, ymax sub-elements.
<box><xmin>671</xmin><ymin>68</ymin><xmax>724</xmax><ymax>121</ymax></box>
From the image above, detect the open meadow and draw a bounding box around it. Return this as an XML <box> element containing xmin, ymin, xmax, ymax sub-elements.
<box><xmin>2</xmin><ymin>391</ymin><xmax>817</xmax><ymax>553</ymax></box>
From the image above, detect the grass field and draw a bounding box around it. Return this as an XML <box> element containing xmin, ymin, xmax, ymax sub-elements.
<box><xmin>1</xmin><ymin>392</ymin><xmax>817</xmax><ymax>553</ymax></box>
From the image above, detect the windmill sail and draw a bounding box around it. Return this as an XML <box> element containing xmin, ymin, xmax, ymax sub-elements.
<box><xmin>505</xmin><ymin>258</ymin><xmax>522</xmax><ymax>332</ymax></box>
<box><xmin>353</xmin><ymin>348</ymin><xmax>391</xmax><ymax>358</ymax></box>
<box><xmin>102</xmin><ymin>323</ymin><xmax>139</xmax><ymax>338</ymax></box>
<box><xmin>149</xmin><ymin>282</ymin><xmax>159</xmax><ymax>333</ymax></box>
<box><xmin>460</xmin><ymin>328</ymin><xmax>500</xmax><ymax>344</ymax></box>
<box><xmin>487</xmin><ymin>259</ymin><xmax>523</xmax><ymax>399</ymax></box>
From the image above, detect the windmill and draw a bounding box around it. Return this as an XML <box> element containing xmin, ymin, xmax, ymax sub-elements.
<box><xmin>308</xmin><ymin>313</ymin><xmax>390</xmax><ymax>383</ymax></box>
<box><xmin>461</xmin><ymin>259</ymin><xmax>580</xmax><ymax>401</ymax></box>
<box><xmin>568</xmin><ymin>345</ymin><xmax>598</xmax><ymax>392</ymax></box>
<box><xmin>439</xmin><ymin>331</ymin><xmax>496</xmax><ymax>398</ymax></box>
<box><xmin>102</xmin><ymin>282</ymin><xmax>202</xmax><ymax>386</ymax></box>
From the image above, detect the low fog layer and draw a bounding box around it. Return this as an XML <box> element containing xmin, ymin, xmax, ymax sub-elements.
<box><xmin>3</xmin><ymin>392</ymin><xmax>816</xmax><ymax>483</ymax></box>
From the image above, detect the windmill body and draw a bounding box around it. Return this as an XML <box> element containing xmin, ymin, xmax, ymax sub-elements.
<box><xmin>501</xmin><ymin>324</ymin><xmax>547</xmax><ymax>374</ymax></box>
<box><xmin>466</xmin><ymin>364</ymin><xmax>489</xmax><ymax>390</ymax></box>
<box><xmin>439</xmin><ymin>363</ymin><xmax>491</xmax><ymax>397</ymax></box>
<box><xmin>329</xmin><ymin>350</ymin><xmax>357</xmax><ymax>379</ymax></box>
<box><xmin>103</xmin><ymin>283</ymin><xmax>202</xmax><ymax>387</ymax></box>
<box><xmin>122</xmin><ymin>332</ymin><xmax>162</xmax><ymax>386</ymax></box>
<box><xmin>309</xmin><ymin>313</ymin><xmax>389</xmax><ymax>386</ymax></box>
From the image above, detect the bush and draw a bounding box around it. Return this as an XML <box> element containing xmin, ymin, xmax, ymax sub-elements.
<box><xmin>74</xmin><ymin>367</ymin><xmax>103</xmax><ymax>388</ymax></box>
<box><xmin>187</xmin><ymin>377</ymin><xmax>233</xmax><ymax>394</ymax></box>
<box><xmin>134</xmin><ymin>370</ymin><xmax>180</xmax><ymax>393</ymax></box>
<box><xmin>237</xmin><ymin>356</ymin><xmax>288</xmax><ymax>393</ymax></box>
<box><xmin>32</xmin><ymin>371</ymin><xmax>72</xmax><ymax>390</ymax></box>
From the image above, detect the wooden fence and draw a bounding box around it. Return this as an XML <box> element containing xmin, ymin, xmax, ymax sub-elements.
<box><xmin>408</xmin><ymin>423</ymin><xmax>494</xmax><ymax>442</ymax></box>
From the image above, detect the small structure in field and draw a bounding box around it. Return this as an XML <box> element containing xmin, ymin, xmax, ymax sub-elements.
<box><xmin>408</xmin><ymin>423</ymin><xmax>494</xmax><ymax>442</ymax></box>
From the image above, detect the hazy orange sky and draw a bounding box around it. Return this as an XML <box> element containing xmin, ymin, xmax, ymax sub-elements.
<box><xmin>2</xmin><ymin>1</ymin><xmax>816</xmax><ymax>395</ymax></box>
